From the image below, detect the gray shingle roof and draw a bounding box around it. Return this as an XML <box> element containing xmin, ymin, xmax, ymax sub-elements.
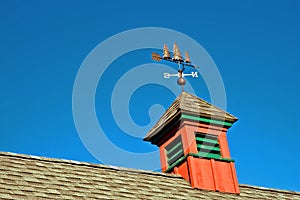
<box><xmin>144</xmin><ymin>92</ymin><xmax>238</xmax><ymax>143</ymax></box>
<box><xmin>1</xmin><ymin>152</ymin><xmax>299</xmax><ymax>199</ymax></box>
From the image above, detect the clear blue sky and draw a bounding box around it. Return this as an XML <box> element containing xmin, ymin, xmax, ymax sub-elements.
<box><xmin>1</xmin><ymin>0</ymin><xmax>299</xmax><ymax>192</ymax></box>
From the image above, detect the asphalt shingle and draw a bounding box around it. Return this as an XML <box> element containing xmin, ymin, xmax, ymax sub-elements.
<box><xmin>0</xmin><ymin>152</ymin><xmax>299</xmax><ymax>200</ymax></box>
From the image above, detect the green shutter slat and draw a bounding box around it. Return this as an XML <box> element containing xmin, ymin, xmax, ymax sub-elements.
<box><xmin>196</xmin><ymin>137</ymin><xmax>219</xmax><ymax>144</ymax></box>
<box><xmin>167</xmin><ymin>149</ymin><xmax>184</xmax><ymax>162</ymax></box>
<box><xmin>195</xmin><ymin>133</ymin><xmax>218</xmax><ymax>140</ymax></box>
<box><xmin>197</xmin><ymin>144</ymin><xmax>220</xmax><ymax>152</ymax></box>
<box><xmin>198</xmin><ymin>152</ymin><xmax>221</xmax><ymax>159</ymax></box>
<box><xmin>165</xmin><ymin>135</ymin><xmax>184</xmax><ymax>166</ymax></box>
<box><xmin>195</xmin><ymin>132</ymin><xmax>222</xmax><ymax>159</ymax></box>
<box><xmin>166</xmin><ymin>142</ymin><xmax>182</xmax><ymax>155</ymax></box>
<box><xmin>181</xmin><ymin>114</ymin><xmax>233</xmax><ymax>127</ymax></box>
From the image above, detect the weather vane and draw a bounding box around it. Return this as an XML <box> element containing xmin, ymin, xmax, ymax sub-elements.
<box><xmin>152</xmin><ymin>43</ymin><xmax>198</xmax><ymax>92</ymax></box>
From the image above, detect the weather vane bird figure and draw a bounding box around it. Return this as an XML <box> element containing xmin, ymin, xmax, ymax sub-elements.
<box><xmin>151</xmin><ymin>43</ymin><xmax>198</xmax><ymax>92</ymax></box>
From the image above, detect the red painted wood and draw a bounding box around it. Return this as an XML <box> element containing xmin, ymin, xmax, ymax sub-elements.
<box><xmin>177</xmin><ymin>161</ymin><xmax>190</xmax><ymax>183</ymax></box>
<box><xmin>192</xmin><ymin>158</ymin><xmax>215</xmax><ymax>190</ymax></box>
<box><xmin>186</xmin><ymin>156</ymin><xmax>199</xmax><ymax>188</ymax></box>
<box><xmin>215</xmin><ymin>161</ymin><xmax>236</xmax><ymax>193</ymax></box>
<box><xmin>159</xmin><ymin>146</ymin><xmax>167</xmax><ymax>172</ymax></box>
<box><xmin>181</xmin><ymin>126</ymin><xmax>197</xmax><ymax>156</ymax></box>
<box><xmin>210</xmin><ymin>159</ymin><xmax>219</xmax><ymax>191</ymax></box>
<box><xmin>156</xmin><ymin>118</ymin><xmax>240</xmax><ymax>194</ymax></box>
<box><xmin>230</xmin><ymin>162</ymin><xmax>240</xmax><ymax>194</ymax></box>
<box><xmin>219</xmin><ymin>132</ymin><xmax>231</xmax><ymax>158</ymax></box>
<box><xmin>174</xmin><ymin>166</ymin><xmax>179</xmax><ymax>174</ymax></box>
<box><xmin>183</xmin><ymin>125</ymin><xmax>198</xmax><ymax>154</ymax></box>
<box><xmin>181</xmin><ymin>126</ymin><xmax>189</xmax><ymax>155</ymax></box>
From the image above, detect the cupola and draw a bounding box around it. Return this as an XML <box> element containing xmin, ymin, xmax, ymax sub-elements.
<box><xmin>143</xmin><ymin>92</ymin><xmax>240</xmax><ymax>194</ymax></box>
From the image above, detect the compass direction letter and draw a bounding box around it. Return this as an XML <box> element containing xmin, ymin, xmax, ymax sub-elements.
<box><xmin>164</xmin><ymin>73</ymin><xmax>170</xmax><ymax>78</ymax></box>
<box><xmin>192</xmin><ymin>71</ymin><xmax>198</xmax><ymax>78</ymax></box>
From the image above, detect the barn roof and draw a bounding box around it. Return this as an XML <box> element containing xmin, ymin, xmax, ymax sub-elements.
<box><xmin>1</xmin><ymin>152</ymin><xmax>299</xmax><ymax>199</ymax></box>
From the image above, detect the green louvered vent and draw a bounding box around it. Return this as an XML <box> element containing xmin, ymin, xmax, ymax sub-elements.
<box><xmin>165</xmin><ymin>135</ymin><xmax>184</xmax><ymax>166</ymax></box>
<box><xmin>195</xmin><ymin>132</ymin><xmax>221</xmax><ymax>159</ymax></box>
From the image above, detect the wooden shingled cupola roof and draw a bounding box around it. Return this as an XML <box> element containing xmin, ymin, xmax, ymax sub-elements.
<box><xmin>143</xmin><ymin>91</ymin><xmax>238</xmax><ymax>145</ymax></box>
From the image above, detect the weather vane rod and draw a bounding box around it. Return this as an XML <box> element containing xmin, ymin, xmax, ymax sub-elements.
<box><xmin>152</xmin><ymin>43</ymin><xmax>198</xmax><ymax>92</ymax></box>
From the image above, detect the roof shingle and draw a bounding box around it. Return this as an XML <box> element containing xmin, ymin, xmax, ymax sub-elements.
<box><xmin>0</xmin><ymin>152</ymin><xmax>299</xmax><ymax>199</ymax></box>
<box><xmin>144</xmin><ymin>92</ymin><xmax>238</xmax><ymax>142</ymax></box>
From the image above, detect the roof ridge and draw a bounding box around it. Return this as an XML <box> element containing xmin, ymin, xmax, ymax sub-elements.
<box><xmin>0</xmin><ymin>151</ymin><xmax>181</xmax><ymax>179</ymax></box>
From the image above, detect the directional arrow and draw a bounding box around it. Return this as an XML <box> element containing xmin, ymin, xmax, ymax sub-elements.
<box><xmin>164</xmin><ymin>71</ymin><xmax>198</xmax><ymax>79</ymax></box>
<box><xmin>183</xmin><ymin>71</ymin><xmax>198</xmax><ymax>78</ymax></box>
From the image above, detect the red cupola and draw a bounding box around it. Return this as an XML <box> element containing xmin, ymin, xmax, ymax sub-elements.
<box><xmin>144</xmin><ymin>92</ymin><xmax>240</xmax><ymax>194</ymax></box>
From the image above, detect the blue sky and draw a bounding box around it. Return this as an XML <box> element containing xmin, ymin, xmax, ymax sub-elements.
<box><xmin>1</xmin><ymin>0</ymin><xmax>300</xmax><ymax>192</ymax></box>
